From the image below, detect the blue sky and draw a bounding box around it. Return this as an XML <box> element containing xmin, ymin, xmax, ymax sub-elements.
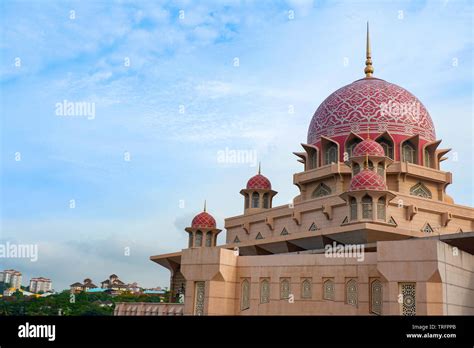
<box><xmin>0</xmin><ymin>0</ymin><xmax>473</xmax><ymax>290</ymax></box>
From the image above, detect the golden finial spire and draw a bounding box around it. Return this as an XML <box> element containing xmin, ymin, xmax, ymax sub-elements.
<box><xmin>258</xmin><ymin>162</ymin><xmax>261</xmax><ymax>175</ymax></box>
<box><xmin>364</xmin><ymin>22</ymin><xmax>374</xmax><ymax>78</ymax></box>
<box><xmin>203</xmin><ymin>200</ymin><xmax>207</xmax><ymax>212</ymax></box>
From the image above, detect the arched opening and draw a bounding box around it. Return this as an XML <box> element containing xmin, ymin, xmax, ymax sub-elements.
<box><xmin>301</xmin><ymin>279</ymin><xmax>312</xmax><ymax>299</ymax></box>
<box><xmin>346</xmin><ymin>138</ymin><xmax>362</xmax><ymax>159</ymax></box>
<box><xmin>377</xmin><ymin>163</ymin><xmax>384</xmax><ymax>176</ymax></box>
<box><xmin>205</xmin><ymin>231</ymin><xmax>212</xmax><ymax>247</ymax></box>
<box><xmin>325</xmin><ymin>144</ymin><xmax>338</xmax><ymax>165</ymax></box>
<box><xmin>244</xmin><ymin>194</ymin><xmax>249</xmax><ymax>209</ymax></box>
<box><xmin>188</xmin><ymin>233</ymin><xmax>193</xmax><ymax>248</ymax></box>
<box><xmin>375</xmin><ymin>132</ymin><xmax>394</xmax><ymax>159</ymax></box>
<box><xmin>323</xmin><ymin>279</ymin><xmax>335</xmax><ymax>300</ymax></box>
<box><xmin>260</xmin><ymin>279</ymin><xmax>270</xmax><ymax>304</ymax></box>
<box><xmin>350</xmin><ymin>197</ymin><xmax>357</xmax><ymax>220</ymax></box>
<box><xmin>370</xmin><ymin>279</ymin><xmax>382</xmax><ymax>315</ymax></box>
<box><xmin>345</xmin><ymin>279</ymin><xmax>358</xmax><ymax>306</ymax></box>
<box><xmin>424</xmin><ymin>149</ymin><xmax>431</xmax><ymax>168</ymax></box>
<box><xmin>362</xmin><ymin>195</ymin><xmax>373</xmax><ymax>219</ymax></box>
<box><xmin>379</xmin><ymin>141</ymin><xmax>393</xmax><ymax>159</ymax></box>
<box><xmin>368</xmin><ymin>160</ymin><xmax>374</xmax><ymax>170</ymax></box>
<box><xmin>195</xmin><ymin>231</ymin><xmax>203</xmax><ymax>247</ymax></box>
<box><xmin>402</xmin><ymin>142</ymin><xmax>416</xmax><ymax>164</ymax></box>
<box><xmin>251</xmin><ymin>192</ymin><xmax>259</xmax><ymax>208</ymax></box>
<box><xmin>280</xmin><ymin>279</ymin><xmax>290</xmax><ymax>299</ymax></box>
<box><xmin>377</xmin><ymin>197</ymin><xmax>386</xmax><ymax>220</ymax></box>
<box><xmin>263</xmin><ymin>193</ymin><xmax>269</xmax><ymax>208</ymax></box>
<box><xmin>312</xmin><ymin>183</ymin><xmax>332</xmax><ymax>198</ymax></box>
<box><xmin>410</xmin><ymin>182</ymin><xmax>432</xmax><ymax>199</ymax></box>
<box><xmin>241</xmin><ymin>279</ymin><xmax>250</xmax><ymax>310</ymax></box>
<box><xmin>353</xmin><ymin>162</ymin><xmax>360</xmax><ymax>175</ymax></box>
<box><xmin>310</xmin><ymin>151</ymin><xmax>318</xmax><ymax>169</ymax></box>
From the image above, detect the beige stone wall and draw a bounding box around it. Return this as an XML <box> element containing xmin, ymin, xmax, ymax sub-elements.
<box><xmin>180</xmin><ymin>248</ymin><xmax>238</xmax><ymax>315</ymax></box>
<box><xmin>436</xmin><ymin>242</ymin><xmax>474</xmax><ymax>315</ymax></box>
<box><xmin>235</xmin><ymin>252</ymin><xmax>379</xmax><ymax>315</ymax></box>
<box><xmin>377</xmin><ymin>239</ymin><xmax>474</xmax><ymax>315</ymax></box>
<box><xmin>225</xmin><ymin>191</ymin><xmax>473</xmax><ymax>246</ymax></box>
<box><xmin>176</xmin><ymin>239</ymin><xmax>473</xmax><ymax>316</ymax></box>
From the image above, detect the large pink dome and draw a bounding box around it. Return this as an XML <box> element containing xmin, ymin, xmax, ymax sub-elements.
<box><xmin>307</xmin><ymin>78</ymin><xmax>436</xmax><ymax>145</ymax></box>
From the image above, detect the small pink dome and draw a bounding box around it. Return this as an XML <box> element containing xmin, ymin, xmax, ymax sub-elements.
<box><xmin>349</xmin><ymin>169</ymin><xmax>387</xmax><ymax>191</ymax></box>
<box><xmin>352</xmin><ymin>138</ymin><xmax>385</xmax><ymax>157</ymax></box>
<box><xmin>247</xmin><ymin>174</ymin><xmax>271</xmax><ymax>190</ymax></box>
<box><xmin>191</xmin><ymin>211</ymin><xmax>216</xmax><ymax>229</ymax></box>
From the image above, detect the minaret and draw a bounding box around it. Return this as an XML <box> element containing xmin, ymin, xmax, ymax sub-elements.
<box><xmin>364</xmin><ymin>22</ymin><xmax>374</xmax><ymax>78</ymax></box>
<box><xmin>240</xmin><ymin>163</ymin><xmax>277</xmax><ymax>214</ymax></box>
<box><xmin>185</xmin><ymin>201</ymin><xmax>221</xmax><ymax>248</ymax></box>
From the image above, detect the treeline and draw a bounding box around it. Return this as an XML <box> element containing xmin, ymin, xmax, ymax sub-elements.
<box><xmin>0</xmin><ymin>290</ymin><xmax>169</xmax><ymax>316</ymax></box>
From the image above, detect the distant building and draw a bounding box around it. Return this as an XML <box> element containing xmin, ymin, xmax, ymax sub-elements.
<box><xmin>70</xmin><ymin>274</ymin><xmax>141</xmax><ymax>294</ymax></box>
<box><xmin>69</xmin><ymin>278</ymin><xmax>98</xmax><ymax>293</ymax></box>
<box><xmin>29</xmin><ymin>277</ymin><xmax>52</xmax><ymax>293</ymax></box>
<box><xmin>0</xmin><ymin>269</ymin><xmax>22</xmax><ymax>289</ymax></box>
<box><xmin>101</xmin><ymin>274</ymin><xmax>142</xmax><ymax>293</ymax></box>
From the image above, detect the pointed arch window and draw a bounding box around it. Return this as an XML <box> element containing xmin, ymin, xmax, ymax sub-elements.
<box><xmin>346</xmin><ymin>139</ymin><xmax>361</xmax><ymax>159</ymax></box>
<box><xmin>325</xmin><ymin>144</ymin><xmax>338</xmax><ymax>165</ymax></box>
<box><xmin>377</xmin><ymin>197</ymin><xmax>386</xmax><ymax>220</ymax></box>
<box><xmin>280</xmin><ymin>279</ymin><xmax>290</xmax><ymax>299</ymax></box>
<box><xmin>410</xmin><ymin>183</ymin><xmax>432</xmax><ymax>199</ymax></box>
<box><xmin>370</xmin><ymin>279</ymin><xmax>382</xmax><ymax>315</ymax></box>
<box><xmin>310</xmin><ymin>151</ymin><xmax>318</xmax><ymax>169</ymax></box>
<box><xmin>195</xmin><ymin>231</ymin><xmax>203</xmax><ymax>247</ymax></box>
<box><xmin>362</xmin><ymin>195</ymin><xmax>373</xmax><ymax>219</ymax></box>
<box><xmin>260</xmin><ymin>279</ymin><xmax>270</xmax><ymax>304</ymax></box>
<box><xmin>377</xmin><ymin>163</ymin><xmax>384</xmax><ymax>177</ymax></box>
<box><xmin>346</xmin><ymin>279</ymin><xmax>358</xmax><ymax>306</ymax></box>
<box><xmin>379</xmin><ymin>141</ymin><xmax>393</xmax><ymax>159</ymax></box>
<box><xmin>323</xmin><ymin>279</ymin><xmax>335</xmax><ymax>301</ymax></box>
<box><xmin>424</xmin><ymin>149</ymin><xmax>431</xmax><ymax>168</ymax></box>
<box><xmin>402</xmin><ymin>143</ymin><xmax>416</xmax><ymax>164</ymax></box>
<box><xmin>251</xmin><ymin>192</ymin><xmax>259</xmax><ymax>208</ymax></box>
<box><xmin>263</xmin><ymin>193</ymin><xmax>269</xmax><ymax>208</ymax></box>
<box><xmin>312</xmin><ymin>183</ymin><xmax>332</xmax><ymax>198</ymax></box>
<box><xmin>301</xmin><ymin>279</ymin><xmax>312</xmax><ymax>299</ymax></box>
<box><xmin>368</xmin><ymin>160</ymin><xmax>374</xmax><ymax>170</ymax></box>
<box><xmin>205</xmin><ymin>232</ymin><xmax>212</xmax><ymax>247</ymax></box>
<box><xmin>350</xmin><ymin>197</ymin><xmax>357</xmax><ymax>220</ymax></box>
<box><xmin>353</xmin><ymin>162</ymin><xmax>360</xmax><ymax>175</ymax></box>
<box><xmin>241</xmin><ymin>279</ymin><xmax>250</xmax><ymax>310</ymax></box>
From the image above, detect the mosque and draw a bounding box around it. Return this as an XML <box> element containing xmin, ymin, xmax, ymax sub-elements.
<box><xmin>115</xmin><ymin>25</ymin><xmax>474</xmax><ymax>316</ymax></box>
